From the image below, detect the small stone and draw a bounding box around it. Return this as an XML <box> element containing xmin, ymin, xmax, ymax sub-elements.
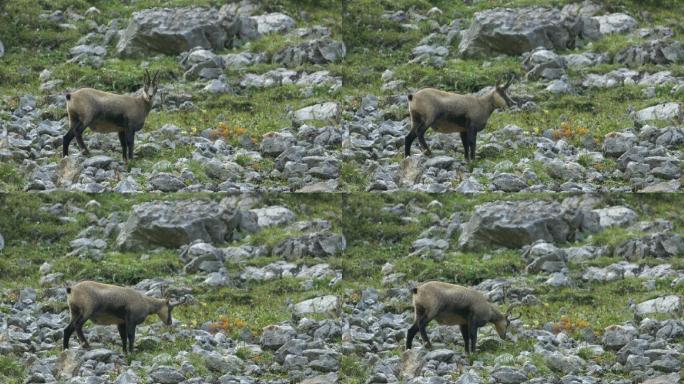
<box><xmin>491</xmin><ymin>366</ymin><xmax>527</xmax><ymax>384</ymax></box>
<box><xmin>150</xmin><ymin>366</ymin><xmax>185</xmax><ymax>384</ymax></box>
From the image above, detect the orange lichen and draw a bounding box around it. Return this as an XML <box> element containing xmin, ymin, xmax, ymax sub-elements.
<box><xmin>208</xmin><ymin>121</ymin><xmax>248</xmax><ymax>140</ymax></box>
<box><xmin>551</xmin><ymin>121</ymin><xmax>590</xmax><ymax>140</ymax></box>
<box><xmin>551</xmin><ymin>315</ymin><xmax>590</xmax><ymax>333</ymax></box>
<box><xmin>207</xmin><ymin>315</ymin><xmax>248</xmax><ymax>333</ymax></box>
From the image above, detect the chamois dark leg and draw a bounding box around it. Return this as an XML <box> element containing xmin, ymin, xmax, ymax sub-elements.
<box><xmin>63</xmin><ymin>320</ymin><xmax>76</xmax><ymax>350</ymax></box>
<box><xmin>125</xmin><ymin>131</ymin><xmax>135</xmax><ymax>162</ymax></box>
<box><xmin>459</xmin><ymin>132</ymin><xmax>469</xmax><ymax>161</ymax></box>
<box><xmin>74</xmin><ymin>122</ymin><xmax>90</xmax><ymax>156</ymax></box>
<box><xmin>117</xmin><ymin>324</ymin><xmax>128</xmax><ymax>354</ymax></box>
<box><xmin>459</xmin><ymin>324</ymin><xmax>470</xmax><ymax>354</ymax></box>
<box><xmin>418</xmin><ymin>317</ymin><xmax>432</xmax><ymax>350</ymax></box>
<box><xmin>62</xmin><ymin>129</ymin><xmax>75</xmax><ymax>157</ymax></box>
<box><xmin>117</xmin><ymin>132</ymin><xmax>128</xmax><ymax>163</ymax></box>
<box><xmin>404</xmin><ymin>129</ymin><xmax>417</xmax><ymax>157</ymax></box>
<box><xmin>466</xmin><ymin>124</ymin><xmax>477</xmax><ymax>162</ymax></box>
<box><xmin>468</xmin><ymin>321</ymin><xmax>479</xmax><ymax>354</ymax></box>
<box><xmin>417</xmin><ymin>126</ymin><xmax>432</xmax><ymax>157</ymax></box>
<box><xmin>406</xmin><ymin>322</ymin><xmax>419</xmax><ymax>349</ymax></box>
<box><xmin>74</xmin><ymin>317</ymin><xmax>90</xmax><ymax>349</ymax></box>
<box><xmin>126</xmin><ymin>322</ymin><xmax>136</xmax><ymax>354</ymax></box>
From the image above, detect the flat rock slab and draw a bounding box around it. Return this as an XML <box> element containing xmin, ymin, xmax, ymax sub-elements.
<box><xmin>294</xmin><ymin>102</ymin><xmax>340</xmax><ymax>123</ymax></box>
<box><xmin>459</xmin><ymin>200</ymin><xmax>575</xmax><ymax>250</ymax></box>
<box><xmin>458</xmin><ymin>7</ymin><xmax>578</xmax><ymax>58</ymax></box>
<box><xmin>116</xmin><ymin>199</ymin><xmax>238</xmax><ymax>250</ymax></box>
<box><xmin>116</xmin><ymin>7</ymin><xmax>234</xmax><ymax>57</ymax></box>
<box><xmin>636</xmin><ymin>295</ymin><xmax>681</xmax><ymax>315</ymax></box>
<box><xmin>294</xmin><ymin>295</ymin><xmax>340</xmax><ymax>316</ymax></box>
<box><xmin>635</xmin><ymin>102</ymin><xmax>681</xmax><ymax>122</ymax></box>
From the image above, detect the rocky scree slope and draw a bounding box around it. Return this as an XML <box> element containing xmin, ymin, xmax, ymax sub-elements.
<box><xmin>0</xmin><ymin>193</ymin><xmax>683</xmax><ymax>383</ymax></box>
<box><xmin>0</xmin><ymin>1</ymin><xmax>683</xmax><ymax>192</ymax></box>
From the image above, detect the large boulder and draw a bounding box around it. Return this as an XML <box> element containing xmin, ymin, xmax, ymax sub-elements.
<box><xmin>615</xmin><ymin>39</ymin><xmax>684</xmax><ymax>67</ymax></box>
<box><xmin>522</xmin><ymin>48</ymin><xmax>566</xmax><ymax>80</ymax></box>
<box><xmin>593</xmin><ymin>13</ymin><xmax>638</xmax><ymax>35</ymax></box>
<box><xmin>273</xmin><ymin>230</ymin><xmax>346</xmax><ymax>260</ymax></box>
<box><xmin>458</xmin><ymin>7</ymin><xmax>578</xmax><ymax>58</ymax></box>
<box><xmin>251</xmin><ymin>13</ymin><xmax>295</xmax><ymax>35</ymax></box>
<box><xmin>116</xmin><ymin>7</ymin><xmax>236</xmax><ymax>57</ymax></box>
<box><xmin>239</xmin><ymin>206</ymin><xmax>296</xmax><ymax>232</ymax></box>
<box><xmin>273</xmin><ymin>38</ymin><xmax>346</xmax><ymax>67</ymax></box>
<box><xmin>116</xmin><ymin>199</ymin><xmax>238</xmax><ymax>250</ymax></box>
<box><xmin>634</xmin><ymin>102</ymin><xmax>682</xmax><ymax>123</ymax></box>
<box><xmin>615</xmin><ymin>232</ymin><xmax>684</xmax><ymax>260</ymax></box>
<box><xmin>636</xmin><ymin>296</ymin><xmax>681</xmax><ymax>315</ymax></box>
<box><xmin>582</xmin><ymin>206</ymin><xmax>638</xmax><ymax>232</ymax></box>
<box><xmin>458</xmin><ymin>200</ymin><xmax>576</xmax><ymax>250</ymax></box>
<box><xmin>261</xmin><ymin>131</ymin><xmax>297</xmax><ymax>157</ymax></box>
<box><xmin>261</xmin><ymin>324</ymin><xmax>297</xmax><ymax>350</ymax></box>
<box><xmin>603</xmin><ymin>131</ymin><xmax>638</xmax><ymax>157</ymax></box>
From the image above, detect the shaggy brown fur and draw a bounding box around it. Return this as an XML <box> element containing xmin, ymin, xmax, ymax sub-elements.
<box><xmin>63</xmin><ymin>70</ymin><xmax>160</xmax><ymax>164</ymax></box>
<box><xmin>63</xmin><ymin>280</ymin><xmax>184</xmax><ymax>354</ymax></box>
<box><xmin>406</xmin><ymin>281</ymin><xmax>519</xmax><ymax>354</ymax></box>
<box><xmin>405</xmin><ymin>76</ymin><xmax>514</xmax><ymax>161</ymax></box>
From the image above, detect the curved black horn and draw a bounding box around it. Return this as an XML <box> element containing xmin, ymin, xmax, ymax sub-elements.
<box><xmin>506</xmin><ymin>303</ymin><xmax>522</xmax><ymax>321</ymax></box>
<box><xmin>506</xmin><ymin>303</ymin><xmax>519</xmax><ymax>317</ymax></box>
<box><xmin>169</xmin><ymin>295</ymin><xmax>188</xmax><ymax>308</ymax></box>
<box><xmin>504</xmin><ymin>73</ymin><xmax>514</xmax><ymax>89</ymax></box>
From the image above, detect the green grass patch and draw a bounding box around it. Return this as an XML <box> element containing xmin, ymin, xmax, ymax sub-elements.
<box><xmin>0</xmin><ymin>356</ymin><xmax>26</xmax><ymax>384</ymax></box>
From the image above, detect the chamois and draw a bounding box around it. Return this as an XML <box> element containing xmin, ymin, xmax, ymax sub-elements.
<box><xmin>63</xmin><ymin>281</ymin><xmax>186</xmax><ymax>354</ymax></box>
<box><xmin>63</xmin><ymin>69</ymin><xmax>160</xmax><ymax>164</ymax></box>
<box><xmin>405</xmin><ymin>75</ymin><xmax>515</xmax><ymax>162</ymax></box>
<box><xmin>406</xmin><ymin>281</ymin><xmax>520</xmax><ymax>354</ymax></box>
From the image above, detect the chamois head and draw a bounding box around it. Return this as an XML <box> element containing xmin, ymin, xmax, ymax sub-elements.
<box><xmin>493</xmin><ymin>287</ymin><xmax>521</xmax><ymax>339</ymax></box>
<box><xmin>159</xmin><ymin>288</ymin><xmax>188</xmax><ymax>326</ymax></box>
<box><xmin>142</xmin><ymin>69</ymin><xmax>160</xmax><ymax>104</ymax></box>
<box><xmin>492</xmin><ymin>75</ymin><xmax>515</xmax><ymax>110</ymax></box>
<box><xmin>493</xmin><ymin>303</ymin><xmax>521</xmax><ymax>339</ymax></box>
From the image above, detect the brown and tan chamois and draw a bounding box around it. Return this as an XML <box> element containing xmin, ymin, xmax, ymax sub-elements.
<box><xmin>63</xmin><ymin>69</ymin><xmax>160</xmax><ymax>164</ymax></box>
<box><xmin>63</xmin><ymin>281</ymin><xmax>186</xmax><ymax>354</ymax></box>
<box><xmin>406</xmin><ymin>281</ymin><xmax>521</xmax><ymax>354</ymax></box>
<box><xmin>405</xmin><ymin>76</ymin><xmax>515</xmax><ymax>162</ymax></box>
